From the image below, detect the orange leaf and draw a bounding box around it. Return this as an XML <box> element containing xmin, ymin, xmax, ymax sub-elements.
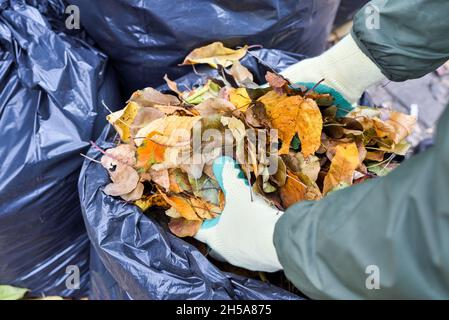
<box><xmin>323</xmin><ymin>142</ymin><xmax>360</xmax><ymax>195</ymax></box>
<box><xmin>279</xmin><ymin>171</ymin><xmax>306</xmax><ymax>208</ymax></box>
<box><xmin>161</xmin><ymin>194</ymin><xmax>220</xmax><ymax>221</ymax></box>
<box><xmin>136</xmin><ymin>132</ymin><xmax>166</xmax><ymax>170</ymax></box>
<box><xmin>265</xmin><ymin>95</ymin><xmax>322</xmax><ymax>156</ymax></box>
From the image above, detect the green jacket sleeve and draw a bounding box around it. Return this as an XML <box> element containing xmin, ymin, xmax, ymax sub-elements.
<box><xmin>351</xmin><ymin>0</ymin><xmax>449</xmax><ymax>81</ymax></box>
<box><xmin>274</xmin><ymin>104</ymin><xmax>449</xmax><ymax>299</ymax></box>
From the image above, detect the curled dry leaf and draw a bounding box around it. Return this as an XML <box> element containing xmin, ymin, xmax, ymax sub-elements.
<box><xmin>182</xmin><ymin>42</ymin><xmax>248</xmax><ymax>68</ymax></box>
<box><xmin>168</xmin><ymin>218</ymin><xmax>203</xmax><ymax>238</ymax></box>
<box><xmin>103</xmin><ymin>164</ymin><xmax>140</xmax><ymax>197</ymax></box>
<box><xmin>385</xmin><ymin>111</ymin><xmax>416</xmax><ymax>144</ymax></box>
<box><xmin>229</xmin><ymin>60</ymin><xmax>254</xmax><ymax>84</ymax></box>
<box><xmin>106</xmin><ymin>101</ymin><xmax>140</xmax><ymax>143</ymax></box>
<box><xmin>121</xmin><ymin>182</ymin><xmax>144</xmax><ymax>202</ymax></box>
<box><xmin>129</xmin><ymin>87</ymin><xmax>180</xmax><ymax>107</ymax></box>
<box><xmin>163</xmin><ymin>74</ymin><xmax>183</xmax><ymax>96</ymax></box>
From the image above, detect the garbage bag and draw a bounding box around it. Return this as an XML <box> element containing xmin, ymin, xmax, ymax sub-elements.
<box><xmin>67</xmin><ymin>0</ymin><xmax>340</xmax><ymax>96</ymax></box>
<box><xmin>334</xmin><ymin>0</ymin><xmax>369</xmax><ymax>27</ymax></box>
<box><xmin>79</xmin><ymin>48</ymin><xmax>305</xmax><ymax>300</ymax></box>
<box><xmin>0</xmin><ymin>0</ymin><xmax>121</xmax><ymax>297</ymax></box>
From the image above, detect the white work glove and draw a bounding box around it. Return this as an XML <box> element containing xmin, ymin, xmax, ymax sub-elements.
<box><xmin>280</xmin><ymin>34</ymin><xmax>386</xmax><ymax>105</ymax></box>
<box><xmin>195</xmin><ymin>156</ymin><xmax>283</xmax><ymax>272</ymax></box>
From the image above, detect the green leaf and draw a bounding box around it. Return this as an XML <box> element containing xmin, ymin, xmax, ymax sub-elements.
<box><xmin>291</xmin><ymin>134</ymin><xmax>301</xmax><ymax>150</ymax></box>
<box><xmin>0</xmin><ymin>285</ymin><xmax>28</xmax><ymax>300</ymax></box>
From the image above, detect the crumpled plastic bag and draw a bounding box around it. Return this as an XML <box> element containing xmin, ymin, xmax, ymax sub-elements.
<box><xmin>0</xmin><ymin>0</ymin><xmax>121</xmax><ymax>297</ymax></box>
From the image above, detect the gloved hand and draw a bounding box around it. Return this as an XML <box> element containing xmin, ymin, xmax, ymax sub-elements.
<box><xmin>280</xmin><ymin>34</ymin><xmax>386</xmax><ymax>107</ymax></box>
<box><xmin>195</xmin><ymin>156</ymin><xmax>283</xmax><ymax>272</ymax></box>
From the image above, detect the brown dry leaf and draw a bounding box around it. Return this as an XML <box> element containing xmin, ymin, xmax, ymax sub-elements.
<box><xmin>130</xmin><ymin>107</ymin><xmax>165</xmax><ymax>137</ymax></box>
<box><xmin>245</xmin><ymin>101</ymin><xmax>270</xmax><ymax>128</ymax></box>
<box><xmin>195</xmin><ymin>98</ymin><xmax>236</xmax><ymax>116</ymax></box>
<box><xmin>121</xmin><ymin>182</ymin><xmax>144</xmax><ymax>202</ymax></box>
<box><xmin>101</xmin><ymin>144</ymin><xmax>136</xmax><ymax>168</ymax></box>
<box><xmin>182</xmin><ymin>42</ymin><xmax>248</xmax><ymax>68</ymax></box>
<box><xmin>323</xmin><ymin>142</ymin><xmax>360</xmax><ymax>195</ymax></box>
<box><xmin>168</xmin><ymin>218</ymin><xmax>202</xmax><ymax>237</ymax></box>
<box><xmin>266</xmin><ymin>95</ymin><xmax>322</xmax><ymax>156</ymax></box>
<box><xmin>106</xmin><ymin>101</ymin><xmax>140</xmax><ymax>143</ymax></box>
<box><xmin>103</xmin><ymin>164</ymin><xmax>140</xmax><ymax>197</ymax></box>
<box><xmin>129</xmin><ymin>87</ymin><xmax>180</xmax><ymax>107</ymax></box>
<box><xmin>149</xmin><ymin>168</ymin><xmax>170</xmax><ymax>191</ymax></box>
<box><xmin>229</xmin><ymin>60</ymin><xmax>254</xmax><ymax>84</ymax></box>
<box><xmin>163</xmin><ymin>74</ymin><xmax>183</xmax><ymax>96</ymax></box>
<box><xmin>279</xmin><ymin>171</ymin><xmax>306</xmax><ymax>208</ymax></box>
<box><xmin>265</xmin><ymin>71</ymin><xmax>287</xmax><ymax>94</ymax></box>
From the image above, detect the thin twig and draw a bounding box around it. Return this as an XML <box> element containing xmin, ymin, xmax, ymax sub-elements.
<box><xmin>304</xmin><ymin>78</ymin><xmax>325</xmax><ymax>96</ymax></box>
<box><xmin>80</xmin><ymin>153</ymin><xmax>101</xmax><ymax>164</ymax></box>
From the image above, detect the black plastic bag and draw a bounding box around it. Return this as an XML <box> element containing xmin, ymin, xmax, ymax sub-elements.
<box><xmin>334</xmin><ymin>0</ymin><xmax>369</xmax><ymax>27</ymax></box>
<box><xmin>0</xmin><ymin>0</ymin><xmax>121</xmax><ymax>297</ymax></box>
<box><xmin>79</xmin><ymin>49</ymin><xmax>305</xmax><ymax>300</ymax></box>
<box><xmin>68</xmin><ymin>0</ymin><xmax>340</xmax><ymax>96</ymax></box>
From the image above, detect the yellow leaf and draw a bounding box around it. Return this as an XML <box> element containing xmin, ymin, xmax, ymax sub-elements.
<box><xmin>323</xmin><ymin>142</ymin><xmax>360</xmax><ymax>195</ymax></box>
<box><xmin>106</xmin><ymin>101</ymin><xmax>140</xmax><ymax>143</ymax></box>
<box><xmin>182</xmin><ymin>42</ymin><xmax>248</xmax><ymax>68</ymax></box>
<box><xmin>134</xmin><ymin>194</ymin><xmax>169</xmax><ymax>211</ymax></box>
<box><xmin>265</xmin><ymin>95</ymin><xmax>322</xmax><ymax>156</ymax></box>
<box><xmin>229</xmin><ymin>88</ymin><xmax>252</xmax><ymax>112</ymax></box>
<box><xmin>257</xmin><ymin>90</ymin><xmax>288</xmax><ymax>112</ymax></box>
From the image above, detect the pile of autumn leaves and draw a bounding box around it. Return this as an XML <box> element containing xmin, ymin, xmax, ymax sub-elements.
<box><xmin>98</xmin><ymin>42</ymin><xmax>416</xmax><ymax>237</ymax></box>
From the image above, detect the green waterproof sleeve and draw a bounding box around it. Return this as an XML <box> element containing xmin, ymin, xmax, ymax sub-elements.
<box><xmin>351</xmin><ymin>0</ymin><xmax>449</xmax><ymax>81</ymax></box>
<box><xmin>274</xmin><ymin>103</ymin><xmax>449</xmax><ymax>299</ymax></box>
